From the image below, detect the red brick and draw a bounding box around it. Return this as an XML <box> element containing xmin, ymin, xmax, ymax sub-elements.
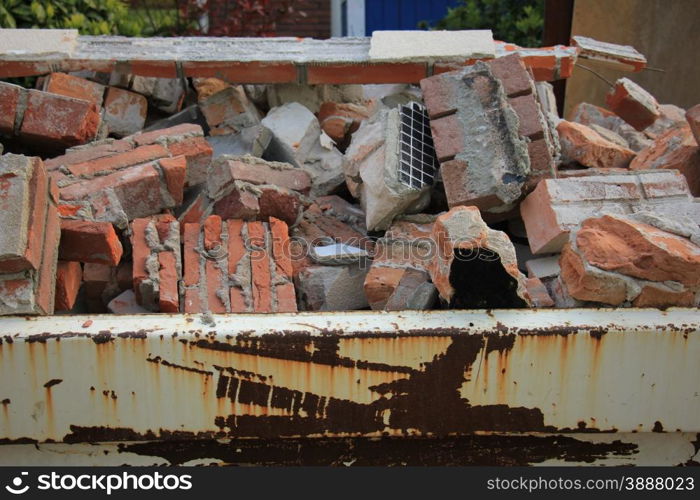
<box><xmin>559</xmin><ymin>243</ymin><xmax>627</xmax><ymax>305</ymax></box>
<box><xmin>509</xmin><ymin>93</ymin><xmax>544</xmax><ymax>140</ymax></box>
<box><xmin>687</xmin><ymin>104</ymin><xmax>700</xmax><ymax>145</ymax></box>
<box><xmin>318</xmin><ymin>101</ymin><xmax>373</xmax><ymax>143</ymax></box>
<box><xmin>158</xmin><ymin>156</ymin><xmax>187</xmax><ymax>205</ymax></box>
<box><xmin>129</xmin><ymin>61</ymin><xmax>178</xmax><ymax>78</ymax></box>
<box><xmin>203</xmin><ymin>215</ymin><xmax>223</xmax><ymax>252</ymax></box>
<box><xmin>524</xmin><ymin>276</ymin><xmax>554</xmax><ymax>308</ymax></box>
<box><xmin>248</xmin><ymin>221</ymin><xmax>273</xmax><ymax>313</ymax></box>
<box><xmin>59</xmin><ymin>219</ymin><xmax>123</xmax><ymax>266</ymax></box>
<box><xmin>485</xmin><ymin>53</ymin><xmax>532</xmax><ymax>97</ymax></box>
<box><xmin>66</xmin><ymin>144</ymin><xmax>169</xmax><ymax>177</ymax></box>
<box><xmin>269</xmin><ymin>217</ymin><xmax>293</xmax><ymax>279</ymax></box>
<box><xmin>526</xmin><ymin>139</ymin><xmax>555</xmax><ymax>190</ymax></box>
<box><xmin>43</xmin><ymin>73</ymin><xmax>105</xmax><ymax>107</ymax></box>
<box><xmin>557</xmin><ymin>120</ymin><xmax>635</xmax><ymax>169</ymax></box>
<box><xmin>130</xmin><ymin>218</ymin><xmax>151</xmax><ymax>290</ymax></box>
<box><xmin>54</xmin><ymin>261</ymin><xmax>82</xmax><ymax>311</ymax></box>
<box><xmin>103</xmin><ymin>87</ymin><xmax>148</xmax><ymax>137</ymax></box>
<box><xmin>419</xmin><ymin>72</ymin><xmax>460</xmax><ymax>119</ymax></box>
<box><xmin>182</xmin><ymin>61</ymin><xmax>297</xmax><ymax>84</ymax></box>
<box><xmin>203</xmin><ymin>216</ymin><xmax>227</xmax><ymax>313</ymax></box>
<box><xmin>522</xmin><ymin>54</ymin><xmax>557</xmax><ymax>81</ymax></box>
<box><xmin>365</xmin><ymin>267</ymin><xmax>407</xmax><ymax>310</ymax></box>
<box><xmin>226</xmin><ymin>219</ymin><xmax>248</xmax><ymax>312</ymax></box>
<box><xmin>20</xmin><ymin>90</ymin><xmax>101</xmax><ymax>147</ymax></box>
<box><xmin>576</xmin><ymin>215</ymin><xmax>700</xmax><ymax>287</ymax></box>
<box><xmin>158</xmin><ymin>251</ymin><xmax>179</xmax><ymax>312</ymax></box>
<box><xmin>629</xmin><ymin>125</ymin><xmax>700</xmax><ymax>196</ymax></box>
<box><xmin>183</xmin><ymin>288</ymin><xmax>201</xmax><ymax>314</ymax></box>
<box><xmin>632</xmin><ymin>285</ymin><xmax>696</xmax><ymax>308</ymax></box>
<box><xmin>275</xmin><ymin>282</ymin><xmax>297</xmax><ymax>312</ymax></box>
<box><xmin>209</xmin><ymin>156</ymin><xmax>312</xmax><ymax>195</ymax></box>
<box><xmin>520</xmin><ymin>171</ymin><xmax>693</xmax><ymax>254</ymax></box>
<box><xmin>183</xmin><ymin>223</ymin><xmax>200</xmax><ymax>287</ymax></box>
<box><xmin>133</xmin><ymin>123</ymin><xmax>203</xmax><ymax>147</ymax></box>
<box><xmin>0</xmin><ymin>81</ymin><xmax>21</xmax><ymax>135</ymax></box>
<box><xmin>166</xmin><ymin>136</ymin><xmax>213</xmax><ymax>186</ymax></box>
<box><xmin>307</xmin><ymin>63</ymin><xmax>427</xmax><ymax>85</ymax></box>
<box><xmin>258</xmin><ymin>187</ymin><xmax>306</xmax><ymax>226</ymax></box>
<box><xmin>34</xmin><ymin>202</ymin><xmax>61</xmax><ymax>315</ymax></box>
<box><xmin>606</xmin><ymin>78</ymin><xmax>660</xmax><ymax>131</ymax></box>
<box><xmin>44</xmin><ymin>140</ymin><xmax>134</xmax><ymax>171</ymax></box>
<box><xmin>212</xmin><ymin>186</ymin><xmax>258</xmax><ymax>221</ymax></box>
<box><xmin>429</xmin><ymin>113</ymin><xmax>464</xmax><ymax>162</ymax></box>
<box><xmin>0</xmin><ymin>156</ymin><xmax>48</xmax><ymax>274</ymax></box>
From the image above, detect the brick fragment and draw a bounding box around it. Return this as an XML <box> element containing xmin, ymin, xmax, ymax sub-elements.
<box><xmin>524</xmin><ymin>276</ymin><xmax>554</xmax><ymax>308</ymax></box>
<box><xmin>557</xmin><ymin>120</ymin><xmax>635</xmax><ymax>169</ymax></box>
<box><xmin>103</xmin><ymin>86</ymin><xmax>148</xmax><ymax>137</ymax></box>
<box><xmin>43</xmin><ymin>72</ymin><xmax>105</xmax><ymax>107</ymax></box>
<box><xmin>20</xmin><ymin>89</ymin><xmax>101</xmax><ymax>148</ymax></box>
<box><xmin>559</xmin><ymin>213</ymin><xmax>700</xmax><ymax>307</ymax></box>
<box><xmin>420</xmin><ymin>62</ymin><xmax>531</xmax><ymax>216</ymax></box>
<box><xmin>606</xmin><ymin>78</ymin><xmax>660</xmax><ymax>131</ymax></box>
<box><xmin>59</xmin><ymin>219</ymin><xmax>123</xmax><ymax>266</ymax></box>
<box><xmin>207</xmin><ymin>155</ymin><xmax>311</xmax><ymax>198</ymax></box>
<box><xmin>54</xmin><ymin>261</ymin><xmax>82</xmax><ymax>311</ymax></box>
<box><xmin>629</xmin><ymin>125</ymin><xmax>700</xmax><ymax>196</ymax></box>
<box><xmin>429</xmin><ymin>206</ymin><xmax>531</xmax><ymax>308</ymax></box>
<box><xmin>687</xmin><ymin>104</ymin><xmax>700</xmax><ymax>145</ymax></box>
<box><xmin>520</xmin><ymin>170</ymin><xmax>696</xmax><ymax>254</ymax></box>
<box><xmin>318</xmin><ymin>101</ymin><xmax>374</xmax><ymax>145</ymax></box>
<box><xmin>0</xmin><ymin>81</ymin><xmax>22</xmax><ymax>135</ymax></box>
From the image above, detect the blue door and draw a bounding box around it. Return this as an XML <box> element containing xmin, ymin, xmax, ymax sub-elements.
<box><xmin>364</xmin><ymin>0</ymin><xmax>460</xmax><ymax>34</ymax></box>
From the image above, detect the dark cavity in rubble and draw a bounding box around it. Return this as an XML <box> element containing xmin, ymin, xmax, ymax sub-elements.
<box><xmin>448</xmin><ymin>248</ymin><xmax>528</xmax><ymax>309</ymax></box>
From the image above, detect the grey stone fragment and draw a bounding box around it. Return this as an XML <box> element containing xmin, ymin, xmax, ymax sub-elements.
<box><xmin>295</xmin><ymin>264</ymin><xmax>369</xmax><ymax>311</ymax></box>
<box><xmin>131</xmin><ymin>76</ymin><xmax>185</xmax><ymax>114</ymax></box>
<box><xmin>525</xmin><ymin>256</ymin><xmax>561</xmax><ymax>280</ymax></box>
<box><xmin>311</xmin><ymin>243</ymin><xmax>369</xmax><ymax>265</ymax></box>
<box><xmin>384</xmin><ymin>269</ymin><xmax>437</xmax><ymax>311</ymax></box>
<box><xmin>207</xmin><ymin>125</ymin><xmax>272</xmax><ymax>159</ymax></box>
<box><xmin>143</xmin><ymin>105</ymin><xmax>208</xmax><ymax>134</ymax></box>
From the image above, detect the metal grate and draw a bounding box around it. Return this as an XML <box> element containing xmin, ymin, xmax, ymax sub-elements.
<box><xmin>398</xmin><ymin>102</ymin><xmax>438</xmax><ymax>190</ymax></box>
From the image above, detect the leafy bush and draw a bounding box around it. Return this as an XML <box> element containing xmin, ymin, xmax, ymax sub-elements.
<box><xmin>0</xmin><ymin>0</ymin><xmax>142</xmax><ymax>36</ymax></box>
<box><xmin>429</xmin><ymin>0</ymin><xmax>544</xmax><ymax>48</ymax></box>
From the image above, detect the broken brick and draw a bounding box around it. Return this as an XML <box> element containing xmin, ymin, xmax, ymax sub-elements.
<box><xmin>686</xmin><ymin>103</ymin><xmax>700</xmax><ymax>145</ymax></box>
<box><xmin>520</xmin><ymin>170</ymin><xmax>696</xmax><ymax>254</ymax></box>
<box><xmin>629</xmin><ymin>125</ymin><xmax>700</xmax><ymax>196</ymax></box>
<box><xmin>317</xmin><ymin>101</ymin><xmax>374</xmax><ymax>145</ymax></box>
<box><xmin>0</xmin><ymin>154</ymin><xmax>49</xmax><ymax>274</ymax></box>
<box><xmin>420</xmin><ymin>61</ymin><xmax>533</xmax><ymax>216</ymax></box>
<box><xmin>0</xmin><ymin>81</ymin><xmax>22</xmax><ymax>135</ymax></box>
<box><xmin>606</xmin><ymin>78</ymin><xmax>660</xmax><ymax>131</ymax></box>
<box><xmin>557</xmin><ymin>120</ymin><xmax>635</xmax><ymax>169</ymax></box>
<box><xmin>54</xmin><ymin>260</ymin><xmax>82</xmax><ymax>311</ymax></box>
<box><xmin>59</xmin><ymin>219</ymin><xmax>123</xmax><ymax>266</ymax></box>
<box><xmin>364</xmin><ymin>217</ymin><xmax>434</xmax><ymax>310</ymax></box>
<box><xmin>43</xmin><ymin>72</ymin><xmax>105</xmax><ymax>107</ymax></box>
<box><xmin>524</xmin><ymin>276</ymin><xmax>554</xmax><ymax>308</ymax></box>
<box><xmin>20</xmin><ymin>89</ymin><xmax>101</xmax><ymax>149</ymax></box>
<box><xmin>560</xmin><ymin>213</ymin><xmax>700</xmax><ymax>307</ymax></box>
<box><xmin>103</xmin><ymin>86</ymin><xmax>148</xmax><ymax>137</ymax></box>
<box><xmin>429</xmin><ymin>206</ymin><xmax>531</xmax><ymax>308</ymax></box>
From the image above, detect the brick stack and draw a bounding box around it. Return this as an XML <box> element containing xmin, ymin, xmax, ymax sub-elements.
<box><xmin>182</xmin><ymin>215</ymin><xmax>297</xmax><ymax>314</ymax></box>
<box><xmin>0</xmin><ymin>154</ymin><xmax>60</xmax><ymax>315</ymax></box>
<box><xmin>131</xmin><ymin>214</ymin><xmax>181</xmax><ymax>312</ymax></box>
<box><xmin>47</xmin><ymin>124</ymin><xmax>211</xmax><ymax>228</ymax></box>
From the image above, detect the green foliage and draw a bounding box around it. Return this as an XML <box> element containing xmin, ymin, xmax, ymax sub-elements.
<box><xmin>0</xmin><ymin>0</ymin><xmax>142</xmax><ymax>36</ymax></box>
<box><xmin>430</xmin><ymin>0</ymin><xmax>544</xmax><ymax>48</ymax></box>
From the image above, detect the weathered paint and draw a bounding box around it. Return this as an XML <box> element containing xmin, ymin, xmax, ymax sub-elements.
<box><xmin>0</xmin><ymin>309</ymin><xmax>698</xmax><ymax>448</ymax></box>
<box><xmin>0</xmin><ymin>433</ymin><xmax>697</xmax><ymax>466</ymax></box>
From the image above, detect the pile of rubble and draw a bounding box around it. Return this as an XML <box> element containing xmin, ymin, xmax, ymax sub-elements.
<box><xmin>1</xmin><ymin>35</ymin><xmax>699</xmax><ymax>316</ymax></box>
